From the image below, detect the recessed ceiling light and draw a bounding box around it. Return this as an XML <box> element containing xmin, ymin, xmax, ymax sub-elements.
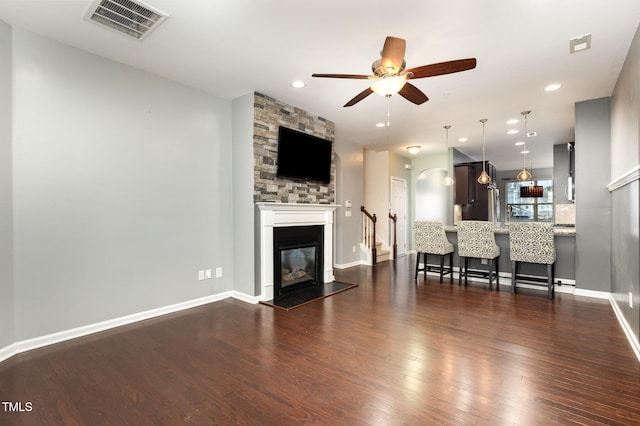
<box><xmin>506</xmin><ymin>119</ymin><xmax>519</xmax><ymax>125</ymax></box>
<box><xmin>376</xmin><ymin>122</ymin><xmax>387</xmax><ymax>128</ymax></box>
<box><xmin>507</xmin><ymin>129</ymin><xmax>519</xmax><ymax>135</ymax></box>
<box><xmin>514</xmin><ymin>141</ymin><xmax>525</xmax><ymax>146</ymax></box>
<box><xmin>527</xmin><ymin>131</ymin><xmax>537</xmax><ymax>137</ymax></box>
<box><xmin>290</xmin><ymin>80</ymin><xmax>306</xmax><ymax>88</ymax></box>
<box><xmin>545</xmin><ymin>83</ymin><xmax>562</xmax><ymax>92</ymax></box>
<box><xmin>520</xmin><ymin>150</ymin><xmax>530</xmax><ymax>154</ymax></box>
<box><xmin>458</xmin><ymin>137</ymin><xmax>467</xmax><ymax>142</ymax></box>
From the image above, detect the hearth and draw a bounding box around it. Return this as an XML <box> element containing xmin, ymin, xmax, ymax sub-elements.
<box><xmin>273</xmin><ymin>225</ymin><xmax>324</xmax><ymax>297</ymax></box>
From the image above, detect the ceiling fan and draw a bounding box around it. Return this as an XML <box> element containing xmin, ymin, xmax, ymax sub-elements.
<box><xmin>312</xmin><ymin>36</ymin><xmax>477</xmax><ymax>107</ymax></box>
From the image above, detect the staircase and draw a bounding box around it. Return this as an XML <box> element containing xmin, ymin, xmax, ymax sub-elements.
<box><xmin>360</xmin><ymin>206</ymin><xmax>396</xmax><ymax>265</ymax></box>
<box><xmin>374</xmin><ymin>242</ymin><xmax>391</xmax><ymax>263</ymax></box>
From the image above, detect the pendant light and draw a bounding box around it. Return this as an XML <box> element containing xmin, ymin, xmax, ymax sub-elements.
<box><xmin>520</xmin><ymin>162</ymin><xmax>544</xmax><ymax>197</ymax></box>
<box><xmin>517</xmin><ymin>111</ymin><xmax>533</xmax><ymax>181</ymax></box>
<box><xmin>442</xmin><ymin>125</ymin><xmax>455</xmax><ymax>186</ymax></box>
<box><xmin>477</xmin><ymin>119</ymin><xmax>491</xmax><ymax>185</ymax></box>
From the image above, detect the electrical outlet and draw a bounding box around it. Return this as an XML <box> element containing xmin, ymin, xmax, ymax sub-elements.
<box><xmin>198</xmin><ymin>270</ymin><xmax>205</xmax><ymax>281</ymax></box>
<box><xmin>216</xmin><ymin>267</ymin><xmax>223</xmax><ymax>278</ymax></box>
<box><xmin>630</xmin><ymin>292</ymin><xmax>633</xmax><ymax>309</ymax></box>
<box><xmin>205</xmin><ymin>269</ymin><xmax>212</xmax><ymax>279</ymax></box>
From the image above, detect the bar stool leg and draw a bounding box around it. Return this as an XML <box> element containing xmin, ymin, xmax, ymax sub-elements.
<box><xmin>488</xmin><ymin>259</ymin><xmax>494</xmax><ymax>291</ymax></box>
<box><xmin>414</xmin><ymin>252</ymin><xmax>420</xmax><ymax>280</ymax></box>
<box><xmin>547</xmin><ymin>263</ymin><xmax>554</xmax><ymax>300</ymax></box>
<box><xmin>511</xmin><ymin>261</ymin><xmax>517</xmax><ymax>294</ymax></box>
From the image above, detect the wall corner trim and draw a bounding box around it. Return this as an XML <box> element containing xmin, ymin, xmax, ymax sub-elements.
<box><xmin>608</xmin><ymin>165</ymin><xmax>640</xmax><ymax>192</ymax></box>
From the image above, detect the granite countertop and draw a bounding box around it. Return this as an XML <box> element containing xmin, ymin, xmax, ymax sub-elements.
<box><xmin>444</xmin><ymin>225</ymin><xmax>576</xmax><ymax>236</ymax></box>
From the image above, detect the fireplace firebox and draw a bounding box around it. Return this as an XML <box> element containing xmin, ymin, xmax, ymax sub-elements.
<box><xmin>273</xmin><ymin>225</ymin><xmax>324</xmax><ymax>298</ymax></box>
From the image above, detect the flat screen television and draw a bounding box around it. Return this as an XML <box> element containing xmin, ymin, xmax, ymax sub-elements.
<box><xmin>276</xmin><ymin>126</ymin><xmax>332</xmax><ymax>184</ymax></box>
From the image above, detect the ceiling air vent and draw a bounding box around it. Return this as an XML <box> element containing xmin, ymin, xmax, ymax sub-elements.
<box><xmin>85</xmin><ymin>0</ymin><xmax>168</xmax><ymax>41</ymax></box>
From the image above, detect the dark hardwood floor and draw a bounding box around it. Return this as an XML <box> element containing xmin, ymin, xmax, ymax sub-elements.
<box><xmin>1</xmin><ymin>256</ymin><xmax>639</xmax><ymax>425</ymax></box>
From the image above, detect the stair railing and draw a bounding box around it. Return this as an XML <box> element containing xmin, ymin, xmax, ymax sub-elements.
<box><xmin>389</xmin><ymin>213</ymin><xmax>398</xmax><ymax>260</ymax></box>
<box><xmin>361</xmin><ymin>206</ymin><xmax>377</xmax><ymax>264</ymax></box>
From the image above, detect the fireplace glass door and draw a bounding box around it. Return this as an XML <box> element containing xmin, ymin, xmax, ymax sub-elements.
<box><xmin>273</xmin><ymin>225</ymin><xmax>324</xmax><ymax>297</ymax></box>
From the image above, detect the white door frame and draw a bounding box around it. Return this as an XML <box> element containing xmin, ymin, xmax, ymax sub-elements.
<box><xmin>390</xmin><ymin>176</ymin><xmax>408</xmax><ymax>257</ymax></box>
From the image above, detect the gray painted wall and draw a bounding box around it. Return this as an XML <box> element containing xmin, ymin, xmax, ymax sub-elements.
<box><xmin>575</xmin><ymin>97</ymin><xmax>612</xmax><ymax>292</ymax></box>
<box><xmin>0</xmin><ymin>20</ymin><xmax>14</xmax><ymax>348</ymax></box>
<box><xmin>334</xmin><ymin>140</ymin><xmax>364</xmax><ymax>266</ymax></box>
<box><xmin>610</xmin><ymin>23</ymin><xmax>640</xmax><ymax>342</ymax></box>
<box><xmin>12</xmin><ymin>29</ymin><xmax>234</xmax><ymax>340</ymax></box>
<box><xmin>232</xmin><ymin>93</ymin><xmax>256</xmax><ymax>296</ymax></box>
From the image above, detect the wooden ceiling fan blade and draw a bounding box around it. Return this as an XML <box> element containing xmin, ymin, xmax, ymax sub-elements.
<box><xmin>380</xmin><ymin>36</ymin><xmax>406</xmax><ymax>74</ymax></box>
<box><xmin>406</xmin><ymin>58</ymin><xmax>477</xmax><ymax>79</ymax></box>
<box><xmin>398</xmin><ymin>83</ymin><xmax>429</xmax><ymax>105</ymax></box>
<box><xmin>344</xmin><ymin>87</ymin><xmax>374</xmax><ymax>107</ymax></box>
<box><xmin>312</xmin><ymin>73</ymin><xmax>372</xmax><ymax>79</ymax></box>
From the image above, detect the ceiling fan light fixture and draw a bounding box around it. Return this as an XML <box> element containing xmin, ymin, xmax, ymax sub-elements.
<box><xmin>371</xmin><ymin>75</ymin><xmax>407</xmax><ymax>97</ymax></box>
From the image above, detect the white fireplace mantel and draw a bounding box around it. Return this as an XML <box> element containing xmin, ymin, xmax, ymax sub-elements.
<box><xmin>256</xmin><ymin>203</ymin><xmax>339</xmax><ymax>301</ymax></box>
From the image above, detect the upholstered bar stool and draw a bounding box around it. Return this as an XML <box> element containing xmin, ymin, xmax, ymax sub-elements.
<box><xmin>413</xmin><ymin>221</ymin><xmax>455</xmax><ymax>283</ymax></box>
<box><xmin>457</xmin><ymin>220</ymin><xmax>500</xmax><ymax>290</ymax></box>
<box><xmin>509</xmin><ymin>222</ymin><xmax>556</xmax><ymax>300</ymax></box>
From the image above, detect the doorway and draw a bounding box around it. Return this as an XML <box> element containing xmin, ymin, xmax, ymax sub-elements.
<box><xmin>390</xmin><ymin>177</ymin><xmax>408</xmax><ymax>256</ymax></box>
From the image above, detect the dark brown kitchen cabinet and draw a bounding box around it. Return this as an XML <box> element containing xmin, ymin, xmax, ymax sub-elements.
<box><xmin>454</xmin><ymin>161</ymin><xmax>497</xmax><ymax>221</ymax></box>
<box><xmin>455</xmin><ymin>164</ymin><xmax>476</xmax><ymax>205</ymax></box>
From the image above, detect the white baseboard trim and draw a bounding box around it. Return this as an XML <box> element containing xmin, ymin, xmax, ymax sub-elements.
<box><xmin>334</xmin><ymin>260</ymin><xmax>367</xmax><ymax>269</ymax></box>
<box><xmin>0</xmin><ymin>290</ymin><xmax>255</xmax><ymax>364</ymax></box>
<box><xmin>609</xmin><ymin>294</ymin><xmax>640</xmax><ymax>362</ymax></box>
<box><xmin>573</xmin><ymin>288</ymin><xmax>611</xmax><ymax>299</ymax></box>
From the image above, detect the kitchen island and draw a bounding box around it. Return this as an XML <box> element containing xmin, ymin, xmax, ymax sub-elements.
<box><xmin>442</xmin><ymin>225</ymin><xmax>576</xmax><ymax>284</ymax></box>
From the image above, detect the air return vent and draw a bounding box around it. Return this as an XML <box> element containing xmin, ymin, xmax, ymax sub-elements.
<box><xmin>85</xmin><ymin>0</ymin><xmax>168</xmax><ymax>40</ymax></box>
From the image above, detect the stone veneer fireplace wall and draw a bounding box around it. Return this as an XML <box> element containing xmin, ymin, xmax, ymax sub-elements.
<box><xmin>251</xmin><ymin>92</ymin><xmax>338</xmax><ymax>300</ymax></box>
<box><xmin>253</xmin><ymin>92</ymin><xmax>336</xmax><ymax>204</ymax></box>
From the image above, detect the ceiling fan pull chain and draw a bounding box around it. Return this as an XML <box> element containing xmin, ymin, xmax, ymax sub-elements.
<box><xmin>386</xmin><ymin>94</ymin><xmax>392</xmax><ymax>127</ymax></box>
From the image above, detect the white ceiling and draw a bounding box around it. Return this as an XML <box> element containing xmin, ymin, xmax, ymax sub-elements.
<box><xmin>1</xmin><ymin>0</ymin><xmax>639</xmax><ymax>171</ymax></box>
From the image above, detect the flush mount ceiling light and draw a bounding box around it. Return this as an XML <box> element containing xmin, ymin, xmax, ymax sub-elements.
<box><xmin>514</xmin><ymin>141</ymin><xmax>525</xmax><ymax>146</ymax></box>
<box><xmin>477</xmin><ymin>119</ymin><xmax>491</xmax><ymax>185</ymax></box>
<box><xmin>570</xmin><ymin>33</ymin><xmax>592</xmax><ymax>53</ymax></box>
<box><xmin>442</xmin><ymin>125</ymin><xmax>455</xmax><ymax>186</ymax></box>
<box><xmin>407</xmin><ymin>146</ymin><xmax>421</xmax><ymax>155</ymax></box>
<box><xmin>85</xmin><ymin>0</ymin><xmax>168</xmax><ymax>40</ymax></box>
<box><xmin>517</xmin><ymin>111</ymin><xmax>533</xmax><ymax>182</ymax></box>
<box><xmin>458</xmin><ymin>137</ymin><xmax>468</xmax><ymax>142</ymax></box>
<box><xmin>290</xmin><ymin>80</ymin><xmax>306</xmax><ymax>88</ymax></box>
<box><xmin>507</xmin><ymin>129</ymin><xmax>519</xmax><ymax>135</ymax></box>
<box><xmin>376</xmin><ymin>122</ymin><xmax>387</xmax><ymax>128</ymax></box>
<box><xmin>506</xmin><ymin>119</ymin><xmax>519</xmax><ymax>125</ymax></box>
<box><xmin>545</xmin><ymin>83</ymin><xmax>562</xmax><ymax>92</ymax></box>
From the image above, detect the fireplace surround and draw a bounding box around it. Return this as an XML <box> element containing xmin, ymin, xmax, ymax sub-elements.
<box><xmin>256</xmin><ymin>203</ymin><xmax>339</xmax><ymax>301</ymax></box>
